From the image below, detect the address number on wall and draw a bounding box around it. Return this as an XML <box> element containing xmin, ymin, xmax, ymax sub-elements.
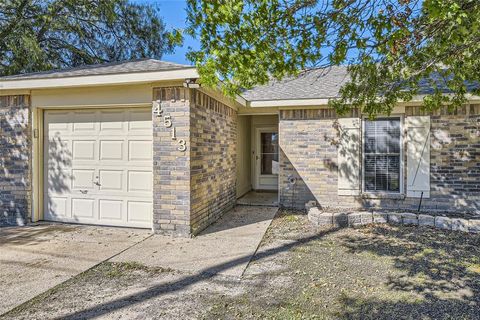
<box><xmin>153</xmin><ymin>100</ymin><xmax>187</xmax><ymax>152</ymax></box>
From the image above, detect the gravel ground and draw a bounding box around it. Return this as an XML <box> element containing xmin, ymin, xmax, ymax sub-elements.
<box><xmin>2</xmin><ymin>210</ymin><xmax>479</xmax><ymax>320</ymax></box>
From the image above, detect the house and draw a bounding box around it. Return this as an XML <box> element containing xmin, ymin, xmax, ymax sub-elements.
<box><xmin>0</xmin><ymin>59</ymin><xmax>478</xmax><ymax>237</ymax></box>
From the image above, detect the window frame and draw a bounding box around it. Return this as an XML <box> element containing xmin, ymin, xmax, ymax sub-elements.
<box><xmin>361</xmin><ymin>115</ymin><xmax>404</xmax><ymax>196</ymax></box>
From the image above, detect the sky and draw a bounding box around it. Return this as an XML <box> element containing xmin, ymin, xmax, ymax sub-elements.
<box><xmin>132</xmin><ymin>0</ymin><xmax>200</xmax><ymax>65</ymax></box>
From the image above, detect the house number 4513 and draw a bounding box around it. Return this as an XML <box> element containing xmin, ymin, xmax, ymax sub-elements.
<box><xmin>153</xmin><ymin>101</ymin><xmax>187</xmax><ymax>152</ymax></box>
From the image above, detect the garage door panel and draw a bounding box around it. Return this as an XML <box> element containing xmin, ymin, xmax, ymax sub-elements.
<box><xmin>72</xmin><ymin>198</ymin><xmax>95</xmax><ymax>219</ymax></box>
<box><xmin>100</xmin><ymin>140</ymin><xmax>124</xmax><ymax>160</ymax></box>
<box><xmin>100</xmin><ymin>110</ymin><xmax>125</xmax><ymax>132</ymax></box>
<box><xmin>47</xmin><ymin>138</ymin><xmax>72</xmax><ymax>167</ymax></box>
<box><xmin>128</xmin><ymin>140</ymin><xmax>152</xmax><ymax>161</ymax></box>
<box><xmin>128</xmin><ymin>171</ymin><xmax>152</xmax><ymax>192</ymax></box>
<box><xmin>99</xmin><ymin>200</ymin><xmax>123</xmax><ymax>221</ymax></box>
<box><xmin>47</xmin><ymin>197</ymin><xmax>68</xmax><ymax>218</ymax></box>
<box><xmin>45</xmin><ymin>112</ymin><xmax>71</xmax><ymax>134</ymax></box>
<box><xmin>44</xmin><ymin>107</ymin><xmax>152</xmax><ymax>228</ymax></box>
<box><xmin>73</xmin><ymin>111</ymin><xmax>97</xmax><ymax>133</ymax></box>
<box><xmin>47</xmin><ymin>169</ymin><xmax>72</xmax><ymax>194</ymax></box>
<box><xmin>72</xmin><ymin>140</ymin><xmax>96</xmax><ymax>161</ymax></box>
<box><xmin>129</xmin><ymin>110</ymin><xmax>151</xmax><ymax>132</ymax></box>
<box><xmin>99</xmin><ymin>170</ymin><xmax>123</xmax><ymax>191</ymax></box>
<box><xmin>71</xmin><ymin>169</ymin><xmax>95</xmax><ymax>190</ymax></box>
<box><xmin>127</xmin><ymin>201</ymin><xmax>152</xmax><ymax>223</ymax></box>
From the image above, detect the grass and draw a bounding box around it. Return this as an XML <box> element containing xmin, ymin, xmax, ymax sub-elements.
<box><xmin>202</xmin><ymin>210</ymin><xmax>480</xmax><ymax>320</ymax></box>
<box><xmin>103</xmin><ymin>261</ymin><xmax>174</xmax><ymax>278</ymax></box>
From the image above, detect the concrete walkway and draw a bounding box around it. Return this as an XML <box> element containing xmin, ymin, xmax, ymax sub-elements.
<box><xmin>237</xmin><ymin>191</ymin><xmax>279</xmax><ymax>206</ymax></box>
<box><xmin>112</xmin><ymin>206</ymin><xmax>278</xmax><ymax>277</ymax></box>
<box><xmin>0</xmin><ymin>224</ymin><xmax>150</xmax><ymax>315</ymax></box>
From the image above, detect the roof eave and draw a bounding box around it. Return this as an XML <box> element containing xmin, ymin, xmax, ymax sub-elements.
<box><xmin>0</xmin><ymin>68</ymin><xmax>199</xmax><ymax>90</ymax></box>
<box><xmin>246</xmin><ymin>93</ymin><xmax>480</xmax><ymax>108</ymax></box>
<box><xmin>248</xmin><ymin>98</ymin><xmax>332</xmax><ymax>107</ymax></box>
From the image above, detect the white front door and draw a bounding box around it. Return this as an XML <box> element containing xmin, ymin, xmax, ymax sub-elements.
<box><xmin>43</xmin><ymin>108</ymin><xmax>153</xmax><ymax>228</ymax></box>
<box><xmin>254</xmin><ymin>128</ymin><xmax>279</xmax><ymax>190</ymax></box>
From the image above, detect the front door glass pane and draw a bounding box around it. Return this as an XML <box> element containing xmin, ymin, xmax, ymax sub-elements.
<box><xmin>260</xmin><ymin>132</ymin><xmax>279</xmax><ymax>175</ymax></box>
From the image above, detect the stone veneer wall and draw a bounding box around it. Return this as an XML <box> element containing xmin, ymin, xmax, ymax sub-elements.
<box><xmin>189</xmin><ymin>91</ymin><xmax>237</xmax><ymax>235</ymax></box>
<box><xmin>0</xmin><ymin>95</ymin><xmax>31</xmax><ymax>225</ymax></box>
<box><xmin>152</xmin><ymin>87</ymin><xmax>237</xmax><ymax>237</ymax></box>
<box><xmin>279</xmin><ymin>105</ymin><xmax>480</xmax><ymax>213</ymax></box>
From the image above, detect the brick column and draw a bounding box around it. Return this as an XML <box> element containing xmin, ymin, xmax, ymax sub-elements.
<box><xmin>152</xmin><ymin>87</ymin><xmax>238</xmax><ymax>237</ymax></box>
<box><xmin>0</xmin><ymin>95</ymin><xmax>31</xmax><ymax>226</ymax></box>
<box><xmin>152</xmin><ymin>87</ymin><xmax>192</xmax><ymax>237</ymax></box>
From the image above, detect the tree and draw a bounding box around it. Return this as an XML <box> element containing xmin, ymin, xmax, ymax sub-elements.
<box><xmin>0</xmin><ymin>0</ymin><xmax>181</xmax><ymax>76</ymax></box>
<box><xmin>186</xmin><ymin>0</ymin><xmax>480</xmax><ymax>116</ymax></box>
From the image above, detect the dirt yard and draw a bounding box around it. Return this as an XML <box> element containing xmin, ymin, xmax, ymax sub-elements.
<box><xmin>2</xmin><ymin>210</ymin><xmax>480</xmax><ymax>320</ymax></box>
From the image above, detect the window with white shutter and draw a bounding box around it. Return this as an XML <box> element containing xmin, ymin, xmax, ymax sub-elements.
<box><xmin>406</xmin><ymin>116</ymin><xmax>430</xmax><ymax>198</ymax></box>
<box><xmin>337</xmin><ymin>118</ymin><xmax>361</xmax><ymax>195</ymax></box>
<box><xmin>363</xmin><ymin>118</ymin><xmax>402</xmax><ymax>193</ymax></box>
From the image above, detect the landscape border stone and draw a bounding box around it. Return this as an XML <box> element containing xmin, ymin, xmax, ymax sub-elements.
<box><xmin>306</xmin><ymin>205</ymin><xmax>480</xmax><ymax>234</ymax></box>
<box><xmin>373</xmin><ymin>212</ymin><xmax>388</xmax><ymax>224</ymax></box>
<box><xmin>418</xmin><ymin>214</ymin><xmax>435</xmax><ymax>227</ymax></box>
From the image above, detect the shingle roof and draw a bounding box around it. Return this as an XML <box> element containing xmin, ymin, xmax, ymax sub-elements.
<box><xmin>241</xmin><ymin>66</ymin><xmax>350</xmax><ymax>101</ymax></box>
<box><xmin>0</xmin><ymin>59</ymin><xmax>194</xmax><ymax>80</ymax></box>
<box><xmin>241</xmin><ymin>66</ymin><xmax>480</xmax><ymax>101</ymax></box>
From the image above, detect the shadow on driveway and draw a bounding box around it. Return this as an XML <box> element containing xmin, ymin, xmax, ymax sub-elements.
<box><xmin>111</xmin><ymin>205</ymin><xmax>279</xmax><ymax>277</ymax></box>
<box><xmin>0</xmin><ymin>224</ymin><xmax>150</xmax><ymax>315</ymax></box>
<box><xmin>62</xmin><ymin>228</ymin><xmax>337</xmax><ymax>320</ymax></box>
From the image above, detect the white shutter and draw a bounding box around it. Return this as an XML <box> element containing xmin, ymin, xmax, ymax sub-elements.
<box><xmin>337</xmin><ymin>118</ymin><xmax>361</xmax><ymax>195</ymax></box>
<box><xmin>406</xmin><ymin>116</ymin><xmax>430</xmax><ymax>198</ymax></box>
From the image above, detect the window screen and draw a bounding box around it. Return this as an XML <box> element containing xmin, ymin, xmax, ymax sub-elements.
<box><xmin>363</xmin><ymin>118</ymin><xmax>401</xmax><ymax>192</ymax></box>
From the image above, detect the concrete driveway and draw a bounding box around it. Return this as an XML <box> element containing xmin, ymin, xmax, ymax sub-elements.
<box><xmin>112</xmin><ymin>205</ymin><xmax>278</xmax><ymax>277</ymax></box>
<box><xmin>0</xmin><ymin>224</ymin><xmax>150</xmax><ymax>315</ymax></box>
<box><xmin>0</xmin><ymin>205</ymin><xmax>277</xmax><ymax>315</ymax></box>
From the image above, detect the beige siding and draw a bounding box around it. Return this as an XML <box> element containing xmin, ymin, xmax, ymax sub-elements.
<box><xmin>251</xmin><ymin>114</ymin><xmax>278</xmax><ymax>127</ymax></box>
<box><xmin>236</xmin><ymin>115</ymin><xmax>252</xmax><ymax>197</ymax></box>
<box><xmin>30</xmin><ymin>84</ymin><xmax>156</xmax><ymax>108</ymax></box>
<box><xmin>238</xmin><ymin>106</ymin><xmax>279</xmax><ymax>115</ymax></box>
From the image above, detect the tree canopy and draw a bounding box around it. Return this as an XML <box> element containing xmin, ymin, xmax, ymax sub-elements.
<box><xmin>186</xmin><ymin>0</ymin><xmax>480</xmax><ymax>116</ymax></box>
<box><xmin>0</xmin><ymin>0</ymin><xmax>181</xmax><ymax>76</ymax></box>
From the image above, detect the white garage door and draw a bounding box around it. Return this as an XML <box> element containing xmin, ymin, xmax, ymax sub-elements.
<box><xmin>44</xmin><ymin>108</ymin><xmax>153</xmax><ymax>228</ymax></box>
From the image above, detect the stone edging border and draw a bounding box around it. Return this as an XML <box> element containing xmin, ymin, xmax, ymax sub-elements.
<box><xmin>307</xmin><ymin>207</ymin><xmax>480</xmax><ymax>234</ymax></box>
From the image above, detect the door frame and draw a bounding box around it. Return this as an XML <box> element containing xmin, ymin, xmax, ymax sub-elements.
<box><xmin>253</xmin><ymin>126</ymin><xmax>279</xmax><ymax>190</ymax></box>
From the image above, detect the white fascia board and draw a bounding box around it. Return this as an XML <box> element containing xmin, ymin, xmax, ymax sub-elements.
<box><xmin>248</xmin><ymin>94</ymin><xmax>480</xmax><ymax>108</ymax></box>
<box><xmin>249</xmin><ymin>98</ymin><xmax>330</xmax><ymax>107</ymax></box>
<box><xmin>235</xmin><ymin>94</ymin><xmax>248</xmax><ymax>107</ymax></box>
<box><xmin>0</xmin><ymin>68</ymin><xmax>199</xmax><ymax>90</ymax></box>
<box><xmin>409</xmin><ymin>93</ymin><xmax>480</xmax><ymax>102</ymax></box>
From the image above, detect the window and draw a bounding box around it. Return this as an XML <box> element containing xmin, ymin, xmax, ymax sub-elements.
<box><xmin>260</xmin><ymin>132</ymin><xmax>279</xmax><ymax>175</ymax></box>
<box><xmin>363</xmin><ymin>118</ymin><xmax>401</xmax><ymax>193</ymax></box>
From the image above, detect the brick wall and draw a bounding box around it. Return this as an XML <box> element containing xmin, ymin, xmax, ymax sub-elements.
<box><xmin>152</xmin><ymin>87</ymin><xmax>237</xmax><ymax>237</ymax></box>
<box><xmin>279</xmin><ymin>109</ymin><xmax>358</xmax><ymax>209</ymax></box>
<box><xmin>152</xmin><ymin>87</ymin><xmax>191</xmax><ymax>236</ymax></box>
<box><xmin>190</xmin><ymin>91</ymin><xmax>237</xmax><ymax>234</ymax></box>
<box><xmin>0</xmin><ymin>95</ymin><xmax>31</xmax><ymax>225</ymax></box>
<box><xmin>279</xmin><ymin>106</ymin><xmax>480</xmax><ymax>213</ymax></box>
<box><xmin>413</xmin><ymin>105</ymin><xmax>480</xmax><ymax>212</ymax></box>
